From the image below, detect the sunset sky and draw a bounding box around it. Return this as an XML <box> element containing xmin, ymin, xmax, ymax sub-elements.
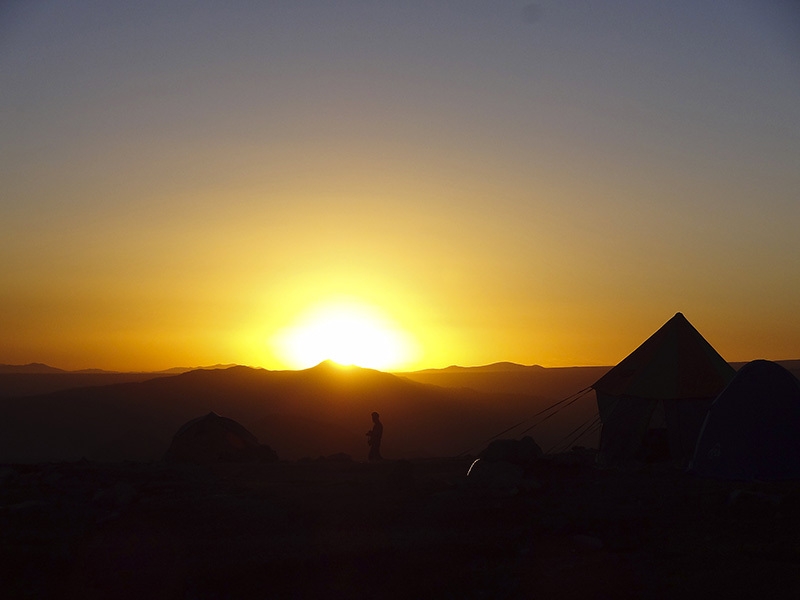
<box><xmin>2</xmin><ymin>1</ymin><xmax>799</xmax><ymax>372</ymax></box>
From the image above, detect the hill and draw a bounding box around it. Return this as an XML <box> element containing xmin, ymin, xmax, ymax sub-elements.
<box><xmin>397</xmin><ymin>362</ymin><xmax>609</xmax><ymax>396</ymax></box>
<box><xmin>0</xmin><ymin>371</ymin><xmax>176</xmax><ymax>399</ymax></box>
<box><xmin>0</xmin><ymin>363</ymin><xmax>242</xmax><ymax>398</ymax></box>
<box><xmin>0</xmin><ymin>362</ymin><xmax>68</xmax><ymax>374</ymax></box>
<box><xmin>0</xmin><ymin>362</ymin><xmax>598</xmax><ymax>463</ymax></box>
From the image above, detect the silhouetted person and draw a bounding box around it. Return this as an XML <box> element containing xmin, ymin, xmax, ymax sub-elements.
<box><xmin>367</xmin><ymin>411</ymin><xmax>383</xmax><ymax>461</ymax></box>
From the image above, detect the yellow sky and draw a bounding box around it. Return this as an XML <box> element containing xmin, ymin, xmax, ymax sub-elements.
<box><xmin>2</xmin><ymin>3</ymin><xmax>798</xmax><ymax>371</ymax></box>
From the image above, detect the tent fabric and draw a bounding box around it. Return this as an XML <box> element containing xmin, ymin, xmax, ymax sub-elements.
<box><xmin>594</xmin><ymin>313</ymin><xmax>735</xmax><ymax>467</ymax></box>
<box><xmin>165</xmin><ymin>411</ymin><xmax>261</xmax><ymax>464</ymax></box>
<box><xmin>690</xmin><ymin>360</ymin><xmax>800</xmax><ymax>481</ymax></box>
<box><xmin>593</xmin><ymin>313</ymin><xmax>734</xmax><ymax>400</ymax></box>
<box><xmin>595</xmin><ymin>393</ymin><xmax>660</xmax><ymax>463</ymax></box>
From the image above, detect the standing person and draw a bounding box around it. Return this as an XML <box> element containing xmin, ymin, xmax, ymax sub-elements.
<box><xmin>367</xmin><ymin>411</ymin><xmax>383</xmax><ymax>461</ymax></box>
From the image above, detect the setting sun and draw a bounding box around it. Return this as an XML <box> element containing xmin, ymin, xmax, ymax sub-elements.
<box><xmin>272</xmin><ymin>300</ymin><xmax>418</xmax><ymax>371</ymax></box>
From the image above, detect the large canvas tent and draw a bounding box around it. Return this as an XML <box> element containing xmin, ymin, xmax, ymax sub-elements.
<box><xmin>594</xmin><ymin>313</ymin><xmax>735</xmax><ymax>467</ymax></box>
<box><xmin>690</xmin><ymin>360</ymin><xmax>800</xmax><ymax>480</ymax></box>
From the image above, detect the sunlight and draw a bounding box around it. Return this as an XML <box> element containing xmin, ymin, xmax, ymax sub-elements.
<box><xmin>272</xmin><ymin>300</ymin><xmax>418</xmax><ymax>371</ymax></box>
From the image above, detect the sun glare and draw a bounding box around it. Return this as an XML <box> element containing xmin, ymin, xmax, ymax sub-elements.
<box><xmin>272</xmin><ymin>301</ymin><xmax>418</xmax><ymax>371</ymax></box>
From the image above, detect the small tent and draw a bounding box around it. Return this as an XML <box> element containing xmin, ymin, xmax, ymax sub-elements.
<box><xmin>164</xmin><ymin>412</ymin><xmax>276</xmax><ymax>464</ymax></box>
<box><xmin>690</xmin><ymin>360</ymin><xmax>800</xmax><ymax>480</ymax></box>
<box><xmin>594</xmin><ymin>313</ymin><xmax>735</xmax><ymax>467</ymax></box>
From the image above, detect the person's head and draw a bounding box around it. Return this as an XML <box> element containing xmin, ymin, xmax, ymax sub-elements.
<box><xmin>371</xmin><ymin>411</ymin><xmax>380</xmax><ymax>423</ymax></box>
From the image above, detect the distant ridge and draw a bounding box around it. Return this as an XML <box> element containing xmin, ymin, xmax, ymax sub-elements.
<box><xmin>0</xmin><ymin>363</ymin><xmax>68</xmax><ymax>374</ymax></box>
<box><xmin>5</xmin><ymin>360</ymin><xmax>798</xmax><ymax>376</ymax></box>
<box><xmin>0</xmin><ymin>363</ymin><xmax>243</xmax><ymax>375</ymax></box>
<box><xmin>155</xmin><ymin>363</ymin><xmax>244</xmax><ymax>374</ymax></box>
<box><xmin>402</xmin><ymin>362</ymin><xmax>545</xmax><ymax>374</ymax></box>
<box><xmin>405</xmin><ymin>360</ymin><xmax>800</xmax><ymax>380</ymax></box>
<box><xmin>5</xmin><ymin>359</ymin><xmax>795</xmax><ymax>463</ymax></box>
<box><xmin>0</xmin><ymin>364</ymin><xmax>549</xmax><ymax>462</ymax></box>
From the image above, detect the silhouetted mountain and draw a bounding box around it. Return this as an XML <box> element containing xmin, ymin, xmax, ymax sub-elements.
<box><xmin>5</xmin><ymin>360</ymin><xmax>794</xmax><ymax>464</ymax></box>
<box><xmin>409</xmin><ymin>362</ymin><xmax>543</xmax><ymax>373</ymax></box>
<box><xmin>155</xmin><ymin>363</ymin><xmax>242</xmax><ymax>374</ymax></box>
<box><xmin>0</xmin><ymin>364</ymin><xmax>242</xmax><ymax>399</ymax></box>
<box><xmin>0</xmin><ymin>364</ymin><xmax>569</xmax><ymax>463</ymax></box>
<box><xmin>0</xmin><ymin>371</ymin><xmax>175</xmax><ymax>399</ymax></box>
<box><xmin>0</xmin><ymin>362</ymin><xmax>241</xmax><ymax>374</ymax></box>
<box><xmin>397</xmin><ymin>363</ymin><xmax>610</xmax><ymax>397</ymax></box>
<box><xmin>0</xmin><ymin>363</ymin><xmax>68</xmax><ymax>374</ymax></box>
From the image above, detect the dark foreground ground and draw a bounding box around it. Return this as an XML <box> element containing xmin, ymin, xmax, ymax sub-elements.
<box><xmin>2</xmin><ymin>453</ymin><xmax>799</xmax><ymax>599</ymax></box>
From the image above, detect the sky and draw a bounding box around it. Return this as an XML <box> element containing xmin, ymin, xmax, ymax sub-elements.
<box><xmin>1</xmin><ymin>0</ymin><xmax>799</xmax><ymax>371</ymax></box>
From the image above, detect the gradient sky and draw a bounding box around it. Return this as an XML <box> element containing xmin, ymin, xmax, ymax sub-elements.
<box><xmin>2</xmin><ymin>1</ymin><xmax>799</xmax><ymax>371</ymax></box>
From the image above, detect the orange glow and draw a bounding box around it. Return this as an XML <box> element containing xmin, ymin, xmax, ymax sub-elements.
<box><xmin>2</xmin><ymin>5</ymin><xmax>798</xmax><ymax>373</ymax></box>
<box><xmin>271</xmin><ymin>299</ymin><xmax>420</xmax><ymax>371</ymax></box>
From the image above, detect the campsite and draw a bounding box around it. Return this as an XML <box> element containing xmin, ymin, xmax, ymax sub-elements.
<box><xmin>2</xmin><ymin>314</ymin><xmax>800</xmax><ymax>598</ymax></box>
<box><xmin>5</xmin><ymin>3</ymin><xmax>798</xmax><ymax>595</ymax></box>
<box><xmin>3</xmin><ymin>445</ymin><xmax>800</xmax><ymax>599</ymax></box>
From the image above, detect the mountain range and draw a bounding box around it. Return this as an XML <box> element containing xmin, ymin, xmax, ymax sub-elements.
<box><xmin>2</xmin><ymin>359</ymin><xmax>797</xmax><ymax>465</ymax></box>
<box><xmin>0</xmin><ymin>361</ymin><xmax>605</xmax><ymax>463</ymax></box>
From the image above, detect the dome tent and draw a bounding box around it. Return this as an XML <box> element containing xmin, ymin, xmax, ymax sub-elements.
<box><xmin>690</xmin><ymin>360</ymin><xmax>800</xmax><ymax>481</ymax></box>
<box><xmin>165</xmin><ymin>412</ymin><xmax>277</xmax><ymax>464</ymax></box>
<box><xmin>593</xmin><ymin>313</ymin><xmax>735</xmax><ymax>468</ymax></box>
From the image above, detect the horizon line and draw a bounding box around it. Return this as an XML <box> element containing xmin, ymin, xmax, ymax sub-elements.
<box><xmin>3</xmin><ymin>357</ymin><xmax>799</xmax><ymax>375</ymax></box>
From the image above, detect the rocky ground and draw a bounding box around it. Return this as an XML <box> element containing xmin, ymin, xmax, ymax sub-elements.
<box><xmin>2</xmin><ymin>452</ymin><xmax>799</xmax><ymax>599</ymax></box>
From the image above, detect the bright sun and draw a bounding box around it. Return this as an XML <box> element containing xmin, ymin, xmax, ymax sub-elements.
<box><xmin>272</xmin><ymin>301</ymin><xmax>418</xmax><ymax>371</ymax></box>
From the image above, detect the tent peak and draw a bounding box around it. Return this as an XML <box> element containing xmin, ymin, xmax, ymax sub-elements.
<box><xmin>593</xmin><ymin>312</ymin><xmax>734</xmax><ymax>399</ymax></box>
